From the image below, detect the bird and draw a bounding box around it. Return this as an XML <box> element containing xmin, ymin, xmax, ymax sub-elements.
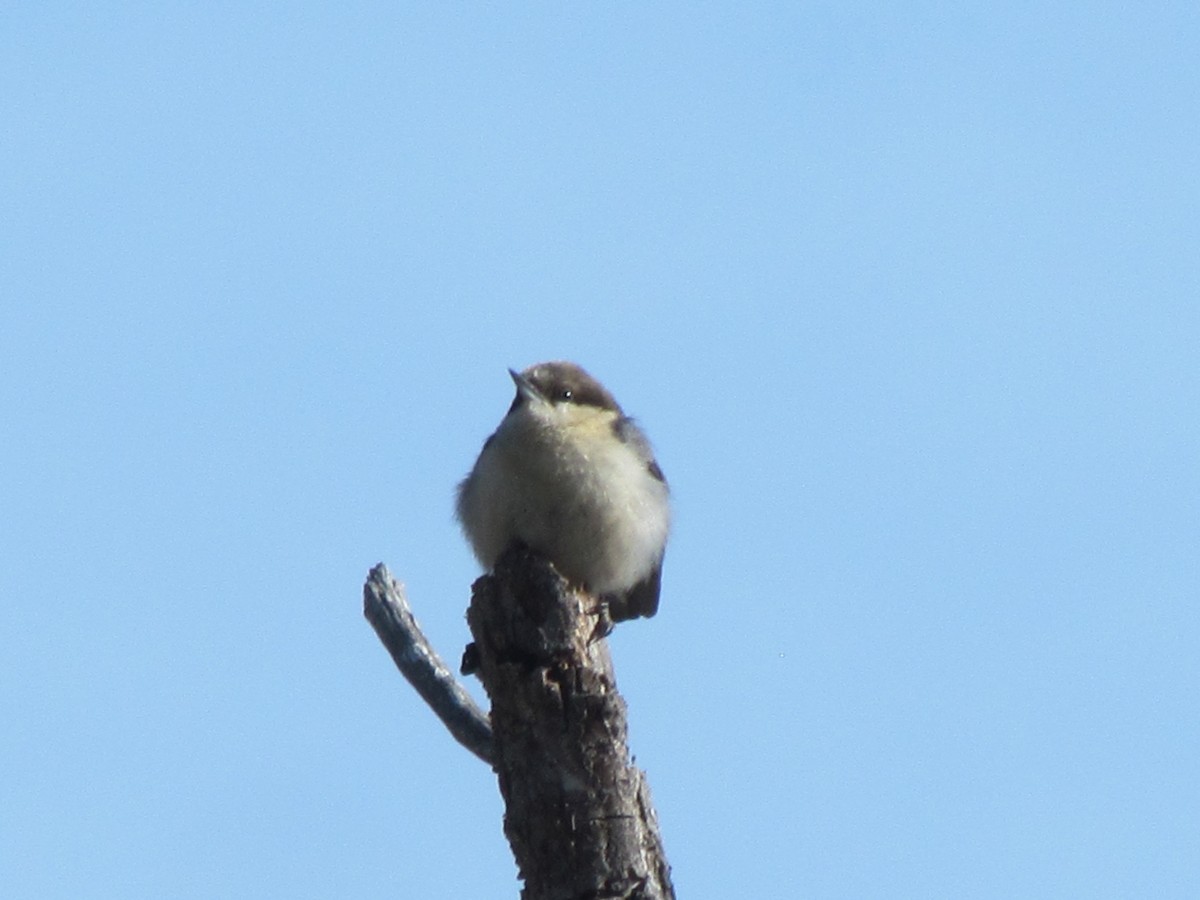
<box><xmin>456</xmin><ymin>361</ymin><xmax>670</xmax><ymax>621</ymax></box>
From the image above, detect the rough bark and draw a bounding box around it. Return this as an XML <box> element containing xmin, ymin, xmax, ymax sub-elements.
<box><xmin>466</xmin><ymin>547</ymin><xmax>675</xmax><ymax>900</ymax></box>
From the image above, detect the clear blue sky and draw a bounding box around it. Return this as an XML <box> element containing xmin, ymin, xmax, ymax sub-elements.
<box><xmin>3</xmin><ymin>5</ymin><xmax>1197</xmax><ymax>898</ymax></box>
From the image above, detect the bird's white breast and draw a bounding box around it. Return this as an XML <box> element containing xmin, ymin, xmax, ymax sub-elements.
<box><xmin>457</xmin><ymin>401</ymin><xmax>669</xmax><ymax>594</ymax></box>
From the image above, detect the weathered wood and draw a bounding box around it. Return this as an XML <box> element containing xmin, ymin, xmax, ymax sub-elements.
<box><xmin>363</xmin><ymin>563</ymin><xmax>494</xmax><ymax>765</ymax></box>
<box><xmin>466</xmin><ymin>547</ymin><xmax>675</xmax><ymax>900</ymax></box>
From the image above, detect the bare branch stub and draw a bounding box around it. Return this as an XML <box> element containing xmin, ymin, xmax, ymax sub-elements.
<box><xmin>466</xmin><ymin>547</ymin><xmax>675</xmax><ymax>900</ymax></box>
<box><xmin>363</xmin><ymin>563</ymin><xmax>494</xmax><ymax>765</ymax></box>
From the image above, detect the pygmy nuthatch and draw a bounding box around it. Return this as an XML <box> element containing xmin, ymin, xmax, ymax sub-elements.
<box><xmin>456</xmin><ymin>361</ymin><xmax>669</xmax><ymax>621</ymax></box>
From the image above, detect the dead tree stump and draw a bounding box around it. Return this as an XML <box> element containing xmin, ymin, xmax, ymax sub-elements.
<box><xmin>364</xmin><ymin>549</ymin><xmax>674</xmax><ymax>900</ymax></box>
<box><xmin>466</xmin><ymin>547</ymin><xmax>674</xmax><ymax>900</ymax></box>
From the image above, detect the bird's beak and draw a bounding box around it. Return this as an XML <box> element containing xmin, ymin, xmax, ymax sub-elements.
<box><xmin>508</xmin><ymin>368</ymin><xmax>544</xmax><ymax>403</ymax></box>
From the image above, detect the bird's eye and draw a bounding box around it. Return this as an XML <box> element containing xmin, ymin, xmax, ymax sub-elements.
<box><xmin>560</xmin><ymin>389</ymin><xmax>573</xmax><ymax>401</ymax></box>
